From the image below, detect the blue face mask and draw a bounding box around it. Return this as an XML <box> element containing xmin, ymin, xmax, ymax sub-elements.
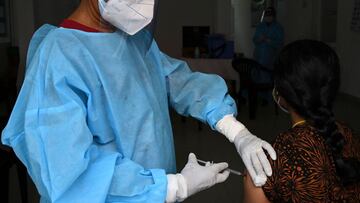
<box><xmin>272</xmin><ymin>88</ymin><xmax>289</xmax><ymax>114</ymax></box>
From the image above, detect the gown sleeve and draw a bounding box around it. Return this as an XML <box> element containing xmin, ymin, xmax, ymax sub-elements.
<box><xmin>1</xmin><ymin>40</ymin><xmax>167</xmax><ymax>203</ymax></box>
<box><xmin>268</xmin><ymin>24</ymin><xmax>284</xmax><ymax>49</ymax></box>
<box><xmin>253</xmin><ymin>24</ymin><xmax>265</xmax><ymax>46</ymax></box>
<box><xmin>160</xmin><ymin>52</ymin><xmax>237</xmax><ymax>129</ymax></box>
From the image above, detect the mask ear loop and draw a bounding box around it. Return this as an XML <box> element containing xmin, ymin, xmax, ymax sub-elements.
<box><xmin>272</xmin><ymin>88</ymin><xmax>277</xmax><ymax>102</ymax></box>
<box><xmin>272</xmin><ymin>88</ymin><xmax>290</xmax><ymax>114</ymax></box>
<box><xmin>98</xmin><ymin>0</ymin><xmax>107</xmax><ymax>15</ymax></box>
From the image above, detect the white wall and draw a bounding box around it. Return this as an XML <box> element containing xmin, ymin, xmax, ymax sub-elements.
<box><xmin>277</xmin><ymin>0</ymin><xmax>319</xmax><ymax>43</ymax></box>
<box><xmin>231</xmin><ymin>0</ymin><xmax>320</xmax><ymax>57</ymax></box>
<box><xmin>273</xmin><ymin>0</ymin><xmax>360</xmax><ymax>98</ymax></box>
<box><xmin>155</xmin><ymin>0</ymin><xmax>326</xmax><ymax>59</ymax></box>
<box><xmin>9</xmin><ymin>0</ymin><xmax>360</xmax><ymax>98</ymax></box>
<box><xmin>215</xmin><ymin>0</ymin><xmax>234</xmax><ymax>40</ymax></box>
<box><xmin>155</xmin><ymin>0</ymin><xmax>217</xmax><ymax>57</ymax></box>
<box><xmin>173</xmin><ymin>0</ymin><xmax>316</xmax><ymax>57</ymax></box>
<box><xmin>230</xmin><ymin>0</ymin><xmax>320</xmax><ymax>57</ymax></box>
<box><xmin>232</xmin><ymin>0</ymin><xmax>254</xmax><ymax>57</ymax></box>
<box><xmin>337</xmin><ymin>1</ymin><xmax>360</xmax><ymax>98</ymax></box>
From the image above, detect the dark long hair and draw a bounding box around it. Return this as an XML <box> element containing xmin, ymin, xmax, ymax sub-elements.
<box><xmin>273</xmin><ymin>40</ymin><xmax>360</xmax><ymax>186</ymax></box>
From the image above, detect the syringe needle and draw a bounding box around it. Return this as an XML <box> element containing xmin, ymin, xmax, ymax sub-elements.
<box><xmin>197</xmin><ymin>159</ymin><xmax>244</xmax><ymax>176</ymax></box>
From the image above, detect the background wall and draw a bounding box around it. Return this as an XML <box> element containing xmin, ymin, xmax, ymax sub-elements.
<box><xmin>278</xmin><ymin>0</ymin><xmax>360</xmax><ymax>98</ymax></box>
<box><xmin>2</xmin><ymin>0</ymin><xmax>35</xmax><ymax>88</ymax></box>
<box><xmin>215</xmin><ymin>0</ymin><xmax>234</xmax><ymax>40</ymax></box>
<box><xmin>277</xmin><ymin>0</ymin><xmax>319</xmax><ymax>43</ymax></box>
<box><xmin>337</xmin><ymin>0</ymin><xmax>360</xmax><ymax>98</ymax></box>
<box><xmin>231</xmin><ymin>0</ymin><xmax>254</xmax><ymax>57</ymax></box>
<box><xmin>0</xmin><ymin>44</ymin><xmax>9</xmax><ymax>77</ymax></box>
<box><xmin>1</xmin><ymin>0</ymin><xmax>359</xmax><ymax>98</ymax></box>
<box><xmin>33</xmin><ymin>0</ymin><xmax>79</xmax><ymax>29</ymax></box>
<box><xmin>10</xmin><ymin>0</ymin><xmax>79</xmax><ymax>87</ymax></box>
<box><xmin>155</xmin><ymin>0</ymin><xmax>217</xmax><ymax>57</ymax></box>
<box><xmin>230</xmin><ymin>0</ymin><xmax>320</xmax><ymax>57</ymax></box>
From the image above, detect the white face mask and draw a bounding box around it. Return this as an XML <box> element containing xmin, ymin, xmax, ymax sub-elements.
<box><xmin>99</xmin><ymin>0</ymin><xmax>155</xmax><ymax>35</ymax></box>
<box><xmin>272</xmin><ymin>88</ymin><xmax>289</xmax><ymax>114</ymax></box>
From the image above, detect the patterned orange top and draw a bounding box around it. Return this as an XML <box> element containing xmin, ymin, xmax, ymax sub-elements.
<box><xmin>263</xmin><ymin>123</ymin><xmax>360</xmax><ymax>203</ymax></box>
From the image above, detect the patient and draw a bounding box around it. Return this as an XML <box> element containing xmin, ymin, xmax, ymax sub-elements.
<box><xmin>243</xmin><ymin>40</ymin><xmax>360</xmax><ymax>203</ymax></box>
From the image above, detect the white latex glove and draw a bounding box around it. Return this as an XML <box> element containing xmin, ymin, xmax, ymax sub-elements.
<box><xmin>166</xmin><ymin>153</ymin><xmax>230</xmax><ymax>202</ymax></box>
<box><xmin>234</xmin><ymin>129</ymin><xmax>276</xmax><ymax>186</ymax></box>
<box><xmin>216</xmin><ymin>115</ymin><xmax>276</xmax><ymax>187</ymax></box>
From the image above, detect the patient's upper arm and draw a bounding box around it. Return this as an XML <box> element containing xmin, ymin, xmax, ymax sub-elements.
<box><xmin>243</xmin><ymin>171</ymin><xmax>271</xmax><ymax>203</ymax></box>
<box><xmin>243</xmin><ymin>132</ymin><xmax>288</xmax><ymax>203</ymax></box>
<box><xmin>243</xmin><ymin>128</ymin><xmax>329</xmax><ymax>202</ymax></box>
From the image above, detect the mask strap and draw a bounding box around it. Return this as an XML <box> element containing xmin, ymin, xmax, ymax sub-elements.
<box><xmin>98</xmin><ymin>0</ymin><xmax>108</xmax><ymax>15</ymax></box>
<box><xmin>273</xmin><ymin>88</ymin><xmax>290</xmax><ymax>114</ymax></box>
<box><xmin>277</xmin><ymin>97</ymin><xmax>289</xmax><ymax>114</ymax></box>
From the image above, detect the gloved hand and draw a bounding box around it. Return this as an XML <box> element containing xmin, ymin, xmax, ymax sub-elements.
<box><xmin>166</xmin><ymin>153</ymin><xmax>230</xmax><ymax>202</ymax></box>
<box><xmin>181</xmin><ymin>153</ymin><xmax>230</xmax><ymax>196</ymax></box>
<box><xmin>216</xmin><ymin>115</ymin><xmax>276</xmax><ymax>187</ymax></box>
<box><xmin>234</xmin><ymin>129</ymin><xmax>276</xmax><ymax>187</ymax></box>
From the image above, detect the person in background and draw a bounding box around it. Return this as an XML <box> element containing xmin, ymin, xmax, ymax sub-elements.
<box><xmin>253</xmin><ymin>6</ymin><xmax>284</xmax><ymax>74</ymax></box>
<box><xmin>252</xmin><ymin>7</ymin><xmax>284</xmax><ymax>104</ymax></box>
<box><xmin>244</xmin><ymin>40</ymin><xmax>360</xmax><ymax>203</ymax></box>
<box><xmin>1</xmin><ymin>0</ymin><xmax>276</xmax><ymax>202</ymax></box>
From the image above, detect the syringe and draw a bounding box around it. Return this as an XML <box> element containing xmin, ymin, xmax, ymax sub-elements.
<box><xmin>197</xmin><ymin>159</ymin><xmax>244</xmax><ymax>176</ymax></box>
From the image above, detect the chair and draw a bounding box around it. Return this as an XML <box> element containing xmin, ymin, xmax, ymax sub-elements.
<box><xmin>0</xmin><ymin>46</ymin><xmax>28</xmax><ymax>203</ymax></box>
<box><xmin>232</xmin><ymin>57</ymin><xmax>278</xmax><ymax>120</ymax></box>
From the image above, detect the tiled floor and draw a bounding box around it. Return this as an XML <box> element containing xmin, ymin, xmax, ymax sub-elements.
<box><xmin>5</xmin><ymin>93</ymin><xmax>360</xmax><ymax>203</ymax></box>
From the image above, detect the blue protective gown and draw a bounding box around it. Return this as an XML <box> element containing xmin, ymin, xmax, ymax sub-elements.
<box><xmin>1</xmin><ymin>25</ymin><xmax>236</xmax><ymax>203</ymax></box>
<box><xmin>253</xmin><ymin>21</ymin><xmax>284</xmax><ymax>69</ymax></box>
